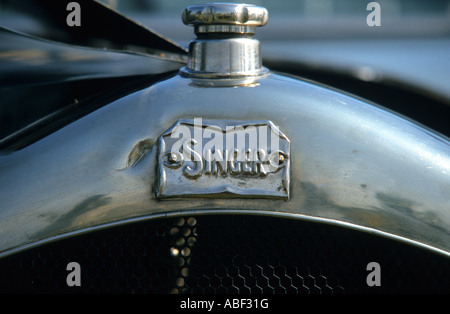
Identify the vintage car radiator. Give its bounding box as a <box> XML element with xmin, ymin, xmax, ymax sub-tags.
<box><xmin>0</xmin><ymin>2</ymin><xmax>449</xmax><ymax>295</ymax></box>
<box><xmin>1</xmin><ymin>213</ymin><xmax>449</xmax><ymax>294</ymax></box>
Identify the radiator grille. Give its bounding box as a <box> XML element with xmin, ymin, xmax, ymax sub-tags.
<box><xmin>0</xmin><ymin>214</ymin><xmax>449</xmax><ymax>294</ymax></box>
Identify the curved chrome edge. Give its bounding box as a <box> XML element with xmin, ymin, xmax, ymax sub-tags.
<box><xmin>1</xmin><ymin>209</ymin><xmax>449</xmax><ymax>259</ymax></box>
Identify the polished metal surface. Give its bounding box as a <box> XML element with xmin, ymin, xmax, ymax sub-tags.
<box><xmin>0</xmin><ymin>71</ymin><xmax>450</xmax><ymax>258</ymax></box>
<box><xmin>156</xmin><ymin>119</ymin><xmax>290</xmax><ymax>199</ymax></box>
<box><xmin>0</xmin><ymin>3</ymin><xmax>449</xmax><ymax>260</ymax></box>
<box><xmin>181</xmin><ymin>3</ymin><xmax>268</xmax><ymax>80</ymax></box>
<box><xmin>181</xmin><ymin>3</ymin><xmax>268</xmax><ymax>29</ymax></box>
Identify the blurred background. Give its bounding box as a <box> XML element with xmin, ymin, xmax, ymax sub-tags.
<box><xmin>95</xmin><ymin>0</ymin><xmax>450</xmax><ymax>39</ymax></box>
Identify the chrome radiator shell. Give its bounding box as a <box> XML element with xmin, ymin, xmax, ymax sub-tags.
<box><xmin>1</xmin><ymin>72</ymin><xmax>449</xmax><ymax>258</ymax></box>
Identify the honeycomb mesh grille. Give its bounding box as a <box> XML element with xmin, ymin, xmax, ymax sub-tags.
<box><xmin>0</xmin><ymin>214</ymin><xmax>449</xmax><ymax>294</ymax></box>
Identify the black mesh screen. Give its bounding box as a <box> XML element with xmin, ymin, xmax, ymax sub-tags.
<box><xmin>0</xmin><ymin>214</ymin><xmax>449</xmax><ymax>294</ymax></box>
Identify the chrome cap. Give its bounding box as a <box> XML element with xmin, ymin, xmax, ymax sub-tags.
<box><xmin>182</xmin><ymin>3</ymin><xmax>268</xmax><ymax>34</ymax></box>
<box><xmin>180</xmin><ymin>3</ymin><xmax>269</xmax><ymax>82</ymax></box>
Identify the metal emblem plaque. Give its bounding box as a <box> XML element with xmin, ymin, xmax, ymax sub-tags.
<box><xmin>156</xmin><ymin>118</ymin><xmax>290</xmax><ymax>199</ymax></box>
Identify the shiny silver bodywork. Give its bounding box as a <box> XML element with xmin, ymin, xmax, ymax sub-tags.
<box><xmin>1</xmin><ymin>71</ymin><xmax>450</xmax><ymax>257</ymax></box>
<box><xmin>0</xmin><ymin>3</ymin><xmax>449</xmax><ymax>259</ymax></box>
